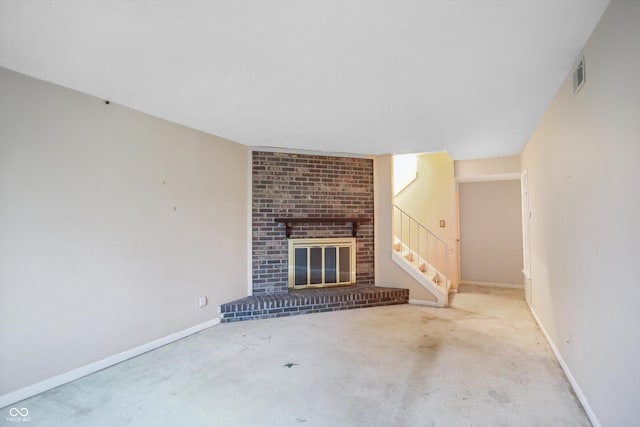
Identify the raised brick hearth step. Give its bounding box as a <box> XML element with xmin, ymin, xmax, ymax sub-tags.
<box><xmin>219</xmin><ymin>286</ymin><xmax>409</xmax><ymax>322</ymax></box>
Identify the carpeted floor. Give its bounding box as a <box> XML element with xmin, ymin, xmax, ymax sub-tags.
<box><xmin>2</xmin><ymin>284</ymin><xmax>590</xmax><ymax>426</ymax></box>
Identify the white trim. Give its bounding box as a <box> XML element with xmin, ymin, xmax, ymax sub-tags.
<box><xmin>455</xmin><ymin>172</ymin><xmax>521</xmax><ymax>183</ymax></box>
<box><xmin>528</xmin><ymin>305</ymin><xmax>601</xmax><ymax>427</ymax></box>
<box><xmin>521</xmin><ymin>169</ymin><xmax>532</xmax><ymax>282</ymax></box>
<box><xmin>392</xmin><ymin>251</ymin><xmax>447</xmax><ymax>307</ymax></box>
<box><xmin>460</xmin><ymin>280</ymin><xmax>524</xmax><ymax>289</ymax></box>
<box><xmin>393</xmin><ymin>238</ymin><xmax>453</xmax><ymax>295</ymax></box>
<box><xmin>409</xmin><ymin>298</ymin><xmax>439</xmax><ymax>307</ymax></box>
<box><xmin>0</xmin><ymin>318</ymin><xmax>221</xmax><ymax>409</ymax></box>
<box><xmin>247</xmin><ymin>149</ymin><xmax>254</xmax><ymax>296</ymax></box>
<box><xmin>250</xmin><ymin>146</ymin><xmax>367</xmax><ymax>159</ymax></box>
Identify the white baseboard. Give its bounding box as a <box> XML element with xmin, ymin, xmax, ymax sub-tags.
<box><xmin>527</xmin><ymin>305</ymin><xmax>601</xmax><ymax>427</ymax></box>
<box><xmin>0</xmin><ymin>317</ymin><xmax>221</xmax><ymax>409</ymax></box>
<box><xmin>409</xmin><ymin>298</ymin><xmax>439</xmax><ymax>307</ymax></box>
<box><xmin>460</xmin><ymin>280</ymin><xmax>524</xmax><ymax>289</ymax></box>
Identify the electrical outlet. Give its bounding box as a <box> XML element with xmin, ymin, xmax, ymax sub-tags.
<box><xmin>198</xmin><ymin>296</ymin><xmax>208</xmax><ymax>308</ymax></box>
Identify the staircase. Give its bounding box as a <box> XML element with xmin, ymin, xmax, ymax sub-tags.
<box><xmin>393</xmin><ymin>205</ymin><xmax>452</xmax><ymax>307</ymax></box>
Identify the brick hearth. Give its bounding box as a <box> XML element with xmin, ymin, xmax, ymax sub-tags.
<box><xmin>219</xmin><ymin>286</ymin><xmax>409</xmax><ymax>322</ymax></box>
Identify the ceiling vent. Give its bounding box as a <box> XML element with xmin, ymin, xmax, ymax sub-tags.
<box><xmin>572</xmin><ymin>56</ymin><xmax>586</xmax><ymax>94</ymax></box>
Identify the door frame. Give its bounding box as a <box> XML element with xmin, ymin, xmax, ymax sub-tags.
<box><xmin>454</xmin><ymin>172</ymin><xmax>522</xmax><ymax>290</ymax></box>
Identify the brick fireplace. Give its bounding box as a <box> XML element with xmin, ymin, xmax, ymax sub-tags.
<box><xmin>251</xmin><ymin>151</ymin><xmax>375</xmax><ymax>295</ymax></box>
<box><xmin>219</xmin><ymin>151</ymin><xmax>409</xmax><ymax>322</ymax></box>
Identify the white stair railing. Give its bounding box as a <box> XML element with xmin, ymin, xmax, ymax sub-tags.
<box><xmin>393</xmin><ymin>204</ymin><xmax>452</xmax><ymax>293</ymax></box>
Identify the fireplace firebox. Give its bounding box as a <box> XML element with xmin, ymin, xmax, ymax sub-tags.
<box><xmin>288</xmin><ymin>238</ymin><xmax>356</xmax><ymax>288</ymax></box>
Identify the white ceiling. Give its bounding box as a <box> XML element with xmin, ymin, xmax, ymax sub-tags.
<box><xmin>0</xmin><ymin>1</ymin><xmax>609</xmax><ymax>159</ymax></box>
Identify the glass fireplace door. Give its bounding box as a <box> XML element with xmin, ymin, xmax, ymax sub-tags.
<box><xmin>288</xmin><ymin>238</ymin><xmax>356</xmax><ymax>288</ymax></box>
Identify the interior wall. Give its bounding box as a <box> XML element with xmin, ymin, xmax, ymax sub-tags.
<box><xmin>373</xmin><ymin>155</ymin><xmax>438</xmax><ymax>303</ymax></box>
<box><xmin>394</xmin><ymin>152</ymin><xmax>459</xmax><ymax>289</ymax></box>
<box><xmin>0</xmin><ymin>67</ymin><xmax>249</xmax><ymax>396</ymax></box>
<box><xmin>459</xmin><ymin>180</ymin><xmax>523</xmax><ymax>285</ymax></box>
<box><xmin>454</xmin><ymin>155</ymin><xmax>521</xmax><ymax>179</ymax></box>
<box><xmin>521</xmin><ymin>1</ymin><xmax>640</xmax><ymax>425</ymax></box>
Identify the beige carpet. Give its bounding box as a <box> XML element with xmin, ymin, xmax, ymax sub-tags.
<box><xmin>6</xmin><ymin>284</ymin><xmax>589</xmax><ymax>426</ymax></box>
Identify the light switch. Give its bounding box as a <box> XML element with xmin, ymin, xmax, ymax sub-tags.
<box><xmin>439</xmin><ymin>220</ymin><xmax>445</xmax><ymax>228</ymax></box>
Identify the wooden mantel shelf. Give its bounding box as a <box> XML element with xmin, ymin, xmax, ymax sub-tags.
<box><xmin>274</xmin><ymin>217</ymin><xmax>372</xmax><ymax>238</ymax></box>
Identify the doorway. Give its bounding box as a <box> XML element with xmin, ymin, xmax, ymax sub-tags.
<box><xmin>458</xmin><ymin>180</ymin><xmax>524</xmax><ymax>287</ymax></box>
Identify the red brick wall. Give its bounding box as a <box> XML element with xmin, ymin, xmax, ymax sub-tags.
<box><xmin>252</xmin><ymin>151</ymin><xmax>374</xmax><ymax>294</ymax></box>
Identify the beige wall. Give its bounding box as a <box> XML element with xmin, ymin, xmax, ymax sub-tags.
<box><xmin>459</xmin><ymin>180</ymin><xmax>523</xmax><ymax>285</ymax></box>
<box><xmin>394</xmin><ymin>152</ymin><xmax>459</xmax><ymax>289</ymax></box>
<box><xmin>0</xmin><ymin>68</ymin><xmax>249</xmax><ymax>396</ymax></box>
<box><xmin>373</xmin><ymin>155</ymin><xmax>438</xmax><ymax>303</ymax></box>
<box><xmin>521</xmin><ymin>1</ymin><xmax>640</xmax><ymax>425</ymax></box>
<box><xmin>454</xmin><ymin>155</ymin><xmax>520</xmax><ymax>179</ymax></box>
